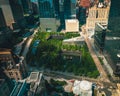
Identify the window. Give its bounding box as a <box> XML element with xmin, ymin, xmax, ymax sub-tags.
<box><xmin>46</xmin><ymin>28</ymin><xmax>52</xmax><ymax>32</ymax></box>
<box><xmin>9</xmin><ymin>72</ymin><xmax>13</xmax><ymax>76</ymax></box>
<box><xmin>16</xmin><ymin>72</ymin><xmax>18</xmax><ymax>76</ymax></box>
<box><xmin>96</xmin><ymin>10</ymin><xmax>98</xmax><ymax>18</ymax></box>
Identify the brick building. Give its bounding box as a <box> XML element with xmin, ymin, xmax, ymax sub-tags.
<box><xmin>0</xmin><ymin>48</ymin><xmax>27</xmax><ymax>81</ymax></box>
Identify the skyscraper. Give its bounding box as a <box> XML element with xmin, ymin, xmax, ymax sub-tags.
<box><xmin>64</xmin><ymin>0</ymin><xmax>77</xmax><ymax>19</ymax></box>
<box><xmin>9</xmin><ymin>0</ymin><xmax>24</xmax><ymax>22</ymax></box>
<box><xmin>38</xmin><ymin>0</ymin><xmax>55</xmax><ymax>18</ymax></box>
<box><xmin>21</xmin><ymin>0</ymin><xmax>32</xmax><ymax>14</ymax></box>
<box><xmin>0</xmin><ymin>0</ymin><xmax>24</xmax><ymax>29</ymax></box>
<box><xmin>0</xmin><ymin>7</ymin><xmax>6</xmax><ymax>27</ymax></box>
<box><xmin>38</xmin><ymin>0</ymin><xmax>60</xmax><ymax>32</ymax></box>
<box><xmin>86</xmin><ymin>0</ymin><xmax>110</xmax><ymax>36</ymax></box>
<box><xmin>0</xmin><ymin>0</ymin><xmax>15</xmax><ymax>28</ymax></box>
<box><xmin>31</xmin><ymin>0</ymin><xmax>40</xmax><ymax>14</ymax></box>
<box><xmin>94</xmin><ymin>23</ymin><xmax>106</xmax><ymax>53</ymax></box>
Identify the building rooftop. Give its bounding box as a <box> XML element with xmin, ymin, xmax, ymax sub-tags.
<box><xmin>66</xmin><ymin>19</ymin><xmax>79</xmax><ymax>23</ymax></box>
<box><xmin>29</xmin><ymin>72</ymin><xmax>40</xmax><ymax>82</ymax></box>
<box><xmin>27</xmin><ymin>72</ymin><xmax>43</xmax><ymax>96</ymax></box>
<box><xmin>78</xmin><ymin>0</ymin><xmax>110</xmax><ymax>8</ymax></box>
<box><xmin>96</xmin><ymin>23</ymin><xmax>107</xmax><ymax>30</ymax></box>
<box><xmin>79</xmin><ymin>80</ymin><xmax>92</xmax><ymax>91</ymax></box>
<box><xmin>72</xmin><ymin>80</ymin><xmax>92</xmax><ymax>95</ymax></box>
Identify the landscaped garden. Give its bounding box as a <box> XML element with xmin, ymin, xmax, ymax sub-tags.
<box><xmin>27</xmin><ymin>31</ymin><xmax>99</xmax><ymax>78</ymax></box>
<box><xmin>45</xmin><ymin>79</ymin><xmax>74</xmax><ymax>96</ymax></box>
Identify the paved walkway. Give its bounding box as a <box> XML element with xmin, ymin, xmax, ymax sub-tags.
<box><xmin>81</xmin><ymin>33</ymin><xmax>110</xmax><ymax>82</ymax></box>
<box><xmin>90</xmin><ymin>38</ymin><xmax>114</xmax><ymax>76</ymax></box>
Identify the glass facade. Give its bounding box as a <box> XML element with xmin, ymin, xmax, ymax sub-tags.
<box><xmin>94</xmin><ymin>24</ymin><xmax>106</xmax><ymax>53</ymax></box>
<box><xmin>38</xmin><ymin>0</ymin><xmax>55</xmax><ymax>18</ymax></box>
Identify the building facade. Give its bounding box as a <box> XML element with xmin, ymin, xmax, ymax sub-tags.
<box><xmin>9</xmin><ymin>0</ymin><xmax>24</xmax><ymax>26</ymax></box>
<box><xmin>21</xmin><ymin>0</ymin><xmax>32</xmax><ymax>14</ymax></box>
<box><xmin>64</xmin><ymin>0</ymin><xmax>77</xmax><ymax>19</ymax></box>
<box><xmin>38</xmin><ymin>0</ymin><xmax>60</xmax><ymax>32</ymax></box>
<box><xmin>86</xmin><ymin>0</ymin><xmax>110</xmax><ymax>36</ymax></box>
<box><xmin>38</xmin><ymin>0</ymin><xmax>78</xmax><ymax>32</ymax></box>
<box><xmin>0</xmin><ymin>7</ymin><xmax>6</xmax><ymax>27</ymax></box>
<box><xmin>10</xmin><ymin>80</ymin><xmax>27</xmax><ymax>96</ymax></box>
<box><xmin>65</xmin><ymin>19</ymin><xmax>79</xmax><ymax>32</ymax></box>
<box><xmin>94</xmin><ymin>23</ymin><xmax>107</xmax><ymax>53</ymax></box>
<box><xmin>0</xmin><ymin>49</ymin><xmax>27</xmax><ymax>81</ymax></box>
<box><xmin>0</xmin><ymin>0</ymin><xmax>15</xmax><ymax>28</ymax></box>
<box><xmin>0</xmin><ymin>79</ymin><xmax>10</xmax><ymax>96</ymax></box>
<box><xmin>114</xmin><ymin>54</ymin><xmax>120</xmax><ymax>76</ymax></box>
<box><xmin>28</xmin><ymin>72</ymin><xmax>47</xmax><ymax>96</ymax></box>
<box><xmin>0</xmin><ymin>0</ymin><xmax>24</xmax><ymax>29</ymax></box>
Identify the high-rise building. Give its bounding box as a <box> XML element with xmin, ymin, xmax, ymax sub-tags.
<box><xmin>0</xmin><ymin>7</ymin><xmax>6</xmax><ymax>27</ymax></box>
<box><xmin>94</xmin><ymin>23</ymin><xmax>107</xmax><ymax>53</ymax></box>
<box><xmin>0</xmin><ymin>0</ymin><xmax>24</xmax><ymax>29</ymax></box>
<box><xmin>77</xmin><ymin>0</ymin><xmax>90</xmax><ymax>25</ymax></box>
<box><xmin>38</xmin><ymin>0</ymin><xmax>60</xmax><ymax>32</ymax></box>
<box><xmin>0</xmin><ymin>79</ymin><xmax>11</xmax><ymax>96</ymax></box>
<box><xmin>38</xmin><ymin>0</ymin><xmax>78</xmax><ymax>32</ymax></box>
<box><xmin>0</xmin><ymin>0</ymin><xmax>15</xmax><ymax>28</ymax></box>
<box><xmin>114</xmin><ymin>54</ymin><xmax>120</xmax><ymax>76</ymax></box>
<box><xmin>0</xmin><ymin>48</ymin><xmax>27</xmax><ymax>81</ymax></box>
<box><xmin>9</xmin><ymin>0</ymin><xmax>24</xmax><ymax>22</ymax></box>
<box><xmin>38</xmin><ymin>0</ymin><xmax>55</xmax><ymax>18</ymax></box>
<box><xmin>31</xmin><ymin>0</ymin><xmax>40</xmax><ymax>14</ymax></box>
<box><xmin>10</xmin><ymin>80</ymin><xmax>27</xmax><ymax>96</ymax></box>
<box><xmin>53</xmin><ymin>0</ymin><xmax>60</xmax><ymax>18</ymax></box>
<box><xmin>21</xmin><ymin>0</ymin><xmax>32</xmax><ymax>14</ymax></box>
<box><xmin>86</xmin><ymin>0</ymin><xmax>110</xmax><ymax>36</ymax></box>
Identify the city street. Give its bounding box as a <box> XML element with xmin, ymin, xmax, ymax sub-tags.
<box><xmin>22</xmin><ymin>28</ymin><xmax>39</xmax><ymax>57</ymax></box>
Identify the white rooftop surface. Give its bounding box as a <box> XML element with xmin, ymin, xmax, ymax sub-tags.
<box><xmin>29</xmin><ymin>72</ymin><xmax>39</xmax><ymax>82</ymax></box>
<box><xmin>66</xmin><ymin>19</ymin><xmax>78</xmax><ymax>23</ymax></box>
<box><xmin>72</xmin><ymin>80</ymin><xmax>92</xmax><ymax>95</ymax></box>
<box><xmin>79</xmin><ymin>80</ymin><xmax>92</xmax><ymax>91</ymax></box>
<box><xmin>97</xmin><ymin>23</ymin><xmax>107</xmax><ymax>30</ymax></box>
<box><xmin>72</xmin><ymin>80</ymin><xmax>81</xmax><ymax>95</ymax></box>
<box><xmin>63</xmin><ymin>36</ymin><xmax>84</xmax><ymax>42</ymax></box>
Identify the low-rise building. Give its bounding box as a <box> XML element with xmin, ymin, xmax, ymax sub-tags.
<box><xmin>65</xmin><ymin>19</ymin><xmax>79</xmax><ymax>32</ymax></box>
